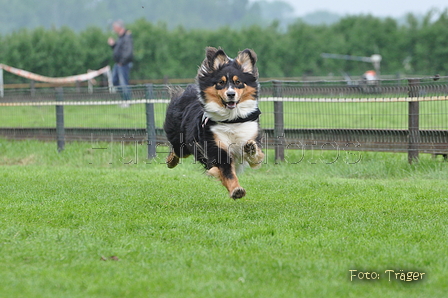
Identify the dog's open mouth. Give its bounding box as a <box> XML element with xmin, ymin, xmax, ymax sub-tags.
<box><xmin>222</xmin><ymin>100</ymin><xmax>238</xmax><ymax>109</ymax></box>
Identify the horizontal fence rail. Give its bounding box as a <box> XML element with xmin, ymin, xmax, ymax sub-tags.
<box><xmin>1</xmin><ymin>76</ymin><xmax>448</xmax><ymax>163</ymax></box>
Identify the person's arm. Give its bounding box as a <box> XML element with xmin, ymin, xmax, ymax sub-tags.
<box><xmin>108</xmin><ymin>37</ymin><xmax>116</xmax><ymax>48</ymax></box>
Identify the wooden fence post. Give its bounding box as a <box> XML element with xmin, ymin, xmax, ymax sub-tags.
<box><xmin>146</xmin><ymin>84</ymin><xmax>157</xmax><ymax>159</ymax></box>
<box><xmin>76</xmin><ymin>80</ymin><xmax>81</xmax><ymax>93</ymax></box>
<box><xmin>0</xmin><ymin>67</ymin><xmax>4</xmax><ymax>98</ymax></box>
<box><xmin>273</xmin><ymin>80</ymin><xmax>284</xmax><ymax>162</ymax></box>
<box><xmin>55</xmin><ymin>87</ymin><xmax>65</xmax><ymax>152</ymax></box>
<box><xmin>408</xmin><ymin>79</ymin><xmax>420</xmax><ymax>164</ymax></box>
<box><xmin>30</xmin><ymin>80</ymin><xmax>35</xmax><ymax>97</ymax></box>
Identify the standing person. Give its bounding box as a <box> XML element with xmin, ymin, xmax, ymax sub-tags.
<box><xmin>108</xmin><ymin>20</ymin><xmax>133</xmax><ymax>106</ymax></box>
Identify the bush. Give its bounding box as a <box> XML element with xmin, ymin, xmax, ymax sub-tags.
<box><xmin>1</xmin><ymin>11</ymin><xmax>448</xmax><ymax>83</ymax></box>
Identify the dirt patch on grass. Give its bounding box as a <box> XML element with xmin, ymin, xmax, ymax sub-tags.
<box><xmin>1</xmin><ymin>154</ymin><xmax>37</xmax><ymax>165</ymax></box>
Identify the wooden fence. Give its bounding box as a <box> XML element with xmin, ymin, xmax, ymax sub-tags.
<box><xmin>1</xmin><ymin>77</ymin><xmax>448</xmax><ymax>164</ymax></box>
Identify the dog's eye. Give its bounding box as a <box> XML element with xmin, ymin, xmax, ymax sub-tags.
<box><xmin>217</xmin><ymin>80</ymin><xmax>226</xmax><ymax>87</ymax></box>
<box><xmin>234</xmin><ymin>80</ymin><xmax>242</xmax><ymax>86</ymax></box>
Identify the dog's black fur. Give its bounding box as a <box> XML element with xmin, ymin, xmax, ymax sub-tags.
<box><xmin>163</xmin><ymin>47</ymin><xmax>264</xmax><ymax>199</ymax></box>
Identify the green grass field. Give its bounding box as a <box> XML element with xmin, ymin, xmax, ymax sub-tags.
<box><xmin>2</xmin><ymin>99</ymin><xmax>448</xmax><ymax>130</ymax></box>
<box><xmin>1</xmin><ymin>139</ymin><xmax>448</xmax><ymax>297</ymax></box>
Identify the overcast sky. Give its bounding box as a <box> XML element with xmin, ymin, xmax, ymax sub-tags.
<box><xmin>278</xmin><ymin>0</ymin><xmax>448</xmax><ymax>17</ymax></box>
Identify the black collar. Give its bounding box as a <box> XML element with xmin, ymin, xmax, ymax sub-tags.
<box><xmin>202</xmin><ymin>108</ymin><xmax>261</xmax><ymax>127</ymax></box>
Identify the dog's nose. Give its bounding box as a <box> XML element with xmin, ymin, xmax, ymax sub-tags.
<box><xmin>226</xmin><ymin>90</ymin><xmax>236</xmax><ymax>99</ymax></box>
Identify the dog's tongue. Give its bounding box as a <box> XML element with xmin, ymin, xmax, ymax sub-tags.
<box><xmin>227</xmin><ymin>102</ymin><xmax>237</xmax><ymax>109</ymax></box>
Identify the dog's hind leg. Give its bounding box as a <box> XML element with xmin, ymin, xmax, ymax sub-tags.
<box><xmin>207</xmin><ymin>165</ymin><xmax>246</xmax><ymax>199</ymax></box>
<box><xmin>166</xmin><ymin>140</ymin><xmax>191</xmax><ymax>169</ymax></box>
<box><xmin>166</xmin><ymin>151</ymin><xmax>180</xmax><ymax>168</ymax></box>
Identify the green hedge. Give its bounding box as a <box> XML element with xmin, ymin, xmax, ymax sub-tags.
<box><xmin>2</xmin><ymin>12</ymin><xmax>448</xmax><ymax>83</ymax></box>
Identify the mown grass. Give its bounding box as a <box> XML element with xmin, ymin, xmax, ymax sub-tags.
<box><xmin>1</xmin><ymin>139</ymin><xmax>448</xmax><ymax>297</ymax></box>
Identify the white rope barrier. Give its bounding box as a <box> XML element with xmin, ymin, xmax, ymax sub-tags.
<box><xmin>0</xmin><ymin>64</ymin><xmax>110</xmax><ymax>83</ymax></box>
<box><xmin>0</xmin><ymin>64</ymin><xmax>112</xmax><ymax>97</ymax></box>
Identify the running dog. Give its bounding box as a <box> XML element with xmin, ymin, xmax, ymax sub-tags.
<box><xmin>163</xmin><ymin>47</ymin><xmax>264</xmax><ymax>199</ymax></box>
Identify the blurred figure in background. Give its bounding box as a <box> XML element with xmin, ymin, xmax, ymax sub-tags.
<box><xmin>108</xmin><ymin>20</ymin><xmax>133</xmax><ymax>106</ymax></box>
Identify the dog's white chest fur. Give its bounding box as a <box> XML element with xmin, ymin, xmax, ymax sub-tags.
<box><xmin>210</xmin><ymin>121</ymin><xmax>258</xmax><ymax>171</ymax></box>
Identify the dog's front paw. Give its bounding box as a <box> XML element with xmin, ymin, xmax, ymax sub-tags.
<box><xmin>244</xmin><ymin>140</ymin><xmax>257</xmax><ymax>156</ymax></box>
<box><xmin>244</xmin><ymin>140</ymin><xmax>264</xmax><ymax>168</ymax></box>
<box><xmin>230</xmin><ymin>187</ymin><xmax>246</xmax><ymax>200</ymax></box>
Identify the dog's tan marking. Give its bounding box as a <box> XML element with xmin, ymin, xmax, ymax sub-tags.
<box><xmin>213</xmin><ymin>134</ymin><xmax>229</xmax><ymax>151</ymax></box>
<box><xmin>206</xmin><ymin>166</ymin><xmax>220</xmax><ymax>178</ymax></box>
<box><xmin>203</xmin><ymin>86</ymin><xmax>225</xmax><ymax>107</ymax></box>
<box><xmin>240</xmin><ymin>85</ymin><xmax>257</xmax><ymax>103</ymax></box>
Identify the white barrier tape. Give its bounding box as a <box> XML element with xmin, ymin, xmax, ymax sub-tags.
<box><xmin>0</xmin><ymin>64</ymin><xmax>110</xmax><ymax>84</ymax></box>
<box><xmin>259</xmin><ymin>96</ymin><xmax>448</xmax><ymax>103</ymax></box>
<box><xmin>0</xmin><ymin>99</ymin><xmax>170</xmax><ymax>106</ymax></box>
<box><xmin>1</xmin><ymin>96</ymin><xmax>447</xmax><ymax>107</ymax></box>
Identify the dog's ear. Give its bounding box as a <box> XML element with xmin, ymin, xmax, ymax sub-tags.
<box><xmin>207</xmin><ymin>47</ymin><xmax>230</xmax><ymax>70</ymax></box>
<box><xmin>235</xmin><ymin>49</ymin><xmax>258</xmax><ymax>75</ymax></box>
<box><xmin>198</xmin><ymin>47</ymin><xmax>230</xmax><ymax>77</ymax></box>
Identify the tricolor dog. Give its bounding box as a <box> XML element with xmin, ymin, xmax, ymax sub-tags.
<box><xmin>164</xmin><ymin>47</ymin><xmax>264</xmax><ymax>199</ymax></box>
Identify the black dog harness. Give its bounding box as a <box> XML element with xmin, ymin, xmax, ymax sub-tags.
<box><xmin>202</xmin><ymin>108</ymin><xmax>261</xmax><ymax>127</ymax></box>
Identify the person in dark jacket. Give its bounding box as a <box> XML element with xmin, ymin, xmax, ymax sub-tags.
<box><xmin>108</xmin><ymin>20</ymin><xmax>133</xmax><ymax>104</ymax></box>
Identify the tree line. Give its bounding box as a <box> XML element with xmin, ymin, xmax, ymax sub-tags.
<box><xmin>0</xmin><ymin>0</ymin><xmax>295</xmax><ymax>34</ymax></box>
<box><xmin>1</xmin><ymin>11</ymin><xmax>448</xmax><ymax>84</ymax></box>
